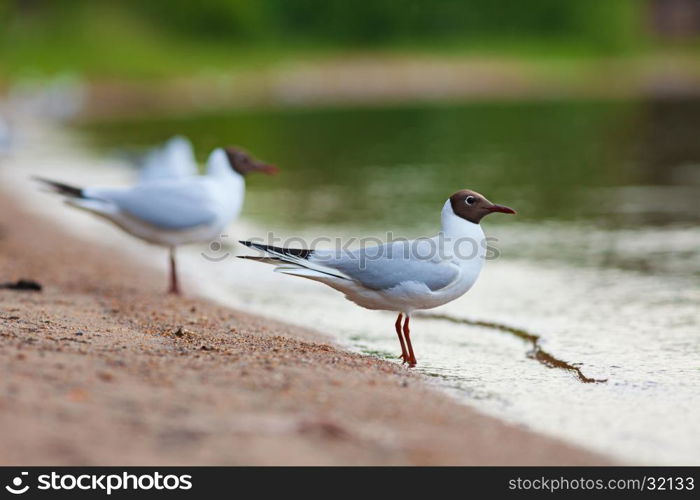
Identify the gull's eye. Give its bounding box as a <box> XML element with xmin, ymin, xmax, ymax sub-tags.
<box><xmin>465</xmin><ymin>195</ymin><xmax>476</xmax><ymax>206</ymax></box>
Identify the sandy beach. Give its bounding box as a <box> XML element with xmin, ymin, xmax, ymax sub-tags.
<box><xmin>0</xmin><ymin>183</ymin><xmax>612</xmax><ymax>465</ymax></box>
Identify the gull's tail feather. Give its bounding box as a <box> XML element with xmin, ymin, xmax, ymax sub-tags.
<box><xmin>238</xmin><ymin>256</ymin><xmax>283</xmax><ymax>265</ymax></box>
<box><xmin>34</xmin><ymin>177</ymin><xmax>118</xmax><ymax>219</ymax></box>
<box><xmin>239</xmin><ymin>240</ymin><xmax>352</xmax><ymax>281</ymax></box>
<box><xmin>239</xmin><ymin>241</ymin><xmax>314</xmax><ymax>260</ymax></box>
<box><xmin>33</xmin><ymin>177</ymin><xmax>85</xmax><ymax>198</ymax></box>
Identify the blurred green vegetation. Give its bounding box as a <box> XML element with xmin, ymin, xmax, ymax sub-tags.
<box><xmin>0</xmin><ymin>0</ymin><xmax>662</xmax><ymax>80</ymax></box>
<box><xmin>131</xmin><ymin>0</ymin><xmax>639</xmax><ymax>49</ymax></box>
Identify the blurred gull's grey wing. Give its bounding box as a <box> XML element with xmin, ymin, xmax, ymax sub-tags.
<box><xmin>313</xmin><ymin>240</ymin><xmax>459</xmax><ymax>291</ymax></box>
<box><xmin>139</xmin><ymin>136</ymin><xmax>197</xmax><ymax>182</ymax></box>
<box><xmin>87</xmin><ymin>181</ymin><xmax>218</xmax><ymax>230</ymax></box>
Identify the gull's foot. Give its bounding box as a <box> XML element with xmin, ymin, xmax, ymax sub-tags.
<box><xmin>399</xmin><ymin>354</ymin><xmax>417</xmax><ymax>367</ymax></box>
<box><xmin>406</xmin><ymin>355</ymin><xmax>417</xmax><ymax>368</ymax></box>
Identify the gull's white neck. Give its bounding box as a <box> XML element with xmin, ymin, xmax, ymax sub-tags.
<box><xmin>206</xmin><ymin>147</ymin><xmax>245</xmax><ymax>197</ymax></box>
<box><xmin>206</xmin><ymin>148</ymin><xmax>243</xmax><ymax>181</ymax></box>
<box><xmin>440</xmin><ymin>200</ymin><xmax>484</xmax><ymax>238</ymax></box>
<box><xmin>439</xmin><ymin>199</ymin><xmax>486</xmax><ymax>260</ymax></box>
<box><xmin>205</xmin><ymin>148</ymin><xmax>245</xmax><ymax>218</ymax></box>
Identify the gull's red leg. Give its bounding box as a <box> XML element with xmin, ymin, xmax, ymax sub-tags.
<box><xmin>403</xmin><ymin>315</ymin><xmax>417</xmax><ymax>367</ymax></box>
<box><xmin>395</xmin><ymin>313</ymin><xmax>409</xmax><ymax>363</ymax></box>
<box><xmin>168</xmin><ymin>247</ymin><xmax>181</xmax><ymax>295</ymax></box>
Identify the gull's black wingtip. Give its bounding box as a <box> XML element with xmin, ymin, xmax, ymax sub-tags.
<box><xmin>33</xmin><ymin>176</ymin><xmax>84</xmax><ymax>198</ymax></box>
<box><xmin>238</xmin><ymin>241</ymin><xmax>313</xmax><ymax>260</ymax></box>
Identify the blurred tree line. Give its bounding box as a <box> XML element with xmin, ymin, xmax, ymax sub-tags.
<box><xmin>135</xmin><ymin>0</ymin><xmax>637</xmax><ymax>49</ymax></box>
<box><xmin>3</xmin><ymin>0</ymin><xmax>641</xmax><ymax>51</ymax></box>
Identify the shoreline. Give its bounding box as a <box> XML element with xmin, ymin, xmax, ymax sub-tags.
<box><xmin>55</xmin><ymin>53</ymin><xmax>700</xmax><ymax>121</ymax></box>
<box><xmin>0</xmin><ymin>132</ymin><xmax>611</xmax><ymax>465</ymax></box>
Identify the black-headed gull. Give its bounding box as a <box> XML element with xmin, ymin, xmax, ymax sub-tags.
<box><xmin>36</xmin><ymin>146</ymin><xmax>277</xmax><ymax>294</ymax></box>
<box><xmin>240</xmin><ymin>190</ymin><xmax>515</xmax><ymax>366</ymax></box>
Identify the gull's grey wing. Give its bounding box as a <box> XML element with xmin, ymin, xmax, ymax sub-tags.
<box><xmin>138</xmin><ymin>136</ymin><xmax>198</xmax><ymax>183</ymax></box>
<box><xmin>312</xmin><ymin>239</ymin><xmax>459</xmax><ymax>291</ymax></box>
<box><xmin>86</xmin><ymin>180</ymin><xmax>218</xmax><ymax>230</ymax></box>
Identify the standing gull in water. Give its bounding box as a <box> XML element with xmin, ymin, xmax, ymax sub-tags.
<box><xmin>240</xmin><ymin>190</ymin><xmax>515</xmax><ymax>367</ymax></box>
<box><xmin>36</xmin><ymin>146</ymin><xmax>277</xmax><ymax>294</ymax></box>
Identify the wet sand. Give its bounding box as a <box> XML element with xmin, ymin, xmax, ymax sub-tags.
<box><xmin>0</xmin><ymin>191</ymin><xmax>610</xmax><ymax>465</ymax></box>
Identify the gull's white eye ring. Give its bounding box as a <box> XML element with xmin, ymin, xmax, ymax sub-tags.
<box><xmin>465</xmin><ymin>195</ymin><xmax>476</xmax><ymax>205</ymax></box>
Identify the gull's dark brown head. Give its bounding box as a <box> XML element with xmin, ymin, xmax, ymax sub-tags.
<box><xmin>224</xmin><ymin>147</ymin><xmax>278</xmax><ymax>176</ymax></box>
<box><xmin>449</xmin><ymin>189</ymin><xmax>516</xmax><ymax>224</ymax></box>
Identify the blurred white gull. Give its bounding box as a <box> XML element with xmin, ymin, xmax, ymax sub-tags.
<box><xmin>9</xmin><ymin>74</ymin><xmax>85</xmax><ymax>121</ymax></box>
<box><xmin>36</xmin><ymin>146</ymin><xmax>277</xmax><ymax>294</ymax></box>
<box><xmin>241</xmin><ymin>190</ymin><xmax>515</xmax><ymax>367</ymax></box>
<box><xmin>0</xmin><ymin>114</ymin><xmax>13</xmax><ymax>157</ymax></box>
<box><xmin>137</xmin><ymin>136</ymin><xmax>198</xmax><ymax>183</ymax></box>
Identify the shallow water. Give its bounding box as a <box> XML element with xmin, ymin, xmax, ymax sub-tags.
<box><xmin>72</xmin><ymin>99</ymin><xmax>700</xmax><ymax>463</ymax></box>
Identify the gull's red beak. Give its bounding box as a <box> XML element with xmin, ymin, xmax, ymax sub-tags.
<box><xmin>488</xmin><ymin>204</ymin><xmax>516</xmax><ymax>214</ymax></box>
<box><xmin>257</xmin><ymin>163</ymin><xmax>279</xmax><ymax>175</ymax></box>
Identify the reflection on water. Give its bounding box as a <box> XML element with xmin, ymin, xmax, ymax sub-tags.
<box><xmin>78</xmin><ymin>99</ymin><xmax>700</xmax><ymax>464</ymax></box>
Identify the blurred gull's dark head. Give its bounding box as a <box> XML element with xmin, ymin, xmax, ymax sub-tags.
<box><xmin>224</xmin><ymin>147</ymin><xmax>278</xmax><ymax>176</ymax></box>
